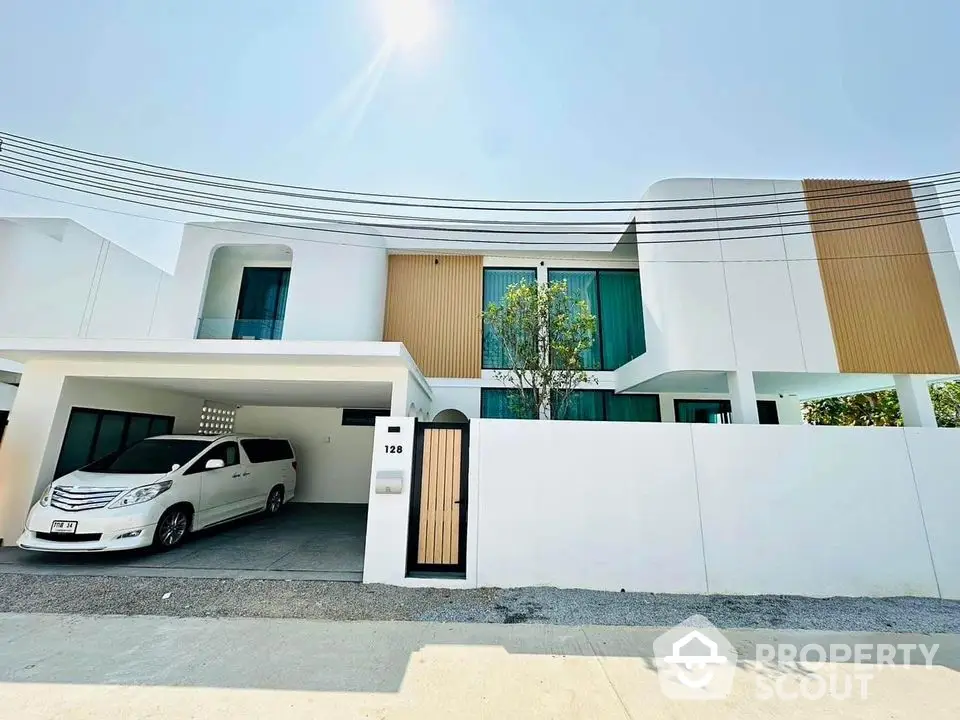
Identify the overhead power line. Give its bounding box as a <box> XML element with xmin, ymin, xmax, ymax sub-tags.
<box><xmin>1</xmin><ymin>130</ymin><xmax>957</xmax><ymax>212</ymax></box>
<box><xmin>3</xmin><ymin>149</ymin><xmax>959</xmax><ymax>231</ymax></box>
<box><xmin>3</xmin><ymin>182</ymin><xmax>959</xmax><ymax>267</ymax></box>
<box><xmin>2</xmin><ymin>162</ymin><xmax>959</xmax><ymax>250</ymax></box>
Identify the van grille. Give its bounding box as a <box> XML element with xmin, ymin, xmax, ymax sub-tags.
<box><xmin>50</xmin><ymin>486</ymin><xmax>124</xmax><ymax>511</ymax></box>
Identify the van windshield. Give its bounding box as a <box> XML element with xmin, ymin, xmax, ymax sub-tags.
<box><xmin>83</xmin><ymin>439</ymin><xmax>212</xmax><ymax>475</ymax></box>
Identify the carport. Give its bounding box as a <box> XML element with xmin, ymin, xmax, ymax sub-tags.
<box><xmin>0</xmin><ymin>340</ymin><xmax>432</xmax><ymax>580</ymax></box>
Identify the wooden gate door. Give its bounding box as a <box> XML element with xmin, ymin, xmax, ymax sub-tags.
<box><xmin>406</xmin><ymin>422</ymin><xmax>469</xmax><ymax>577</ymax></box>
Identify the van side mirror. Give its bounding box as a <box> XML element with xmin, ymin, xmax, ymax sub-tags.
<box><xmin>205</xmin><ymin>458</ymin><xmax>226</xmax><ymax>470</ymax></box>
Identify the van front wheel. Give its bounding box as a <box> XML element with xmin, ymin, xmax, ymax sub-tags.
<box><xmin>154</xmin><ymin>507</ymin><xmax>191</xmax><ymax>549</ymax></box>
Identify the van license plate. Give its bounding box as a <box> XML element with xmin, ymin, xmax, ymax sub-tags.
<box><xmin>50</xmin><ymin>521</ymin><xmax>77</xmax><ymax>534</ymax></box>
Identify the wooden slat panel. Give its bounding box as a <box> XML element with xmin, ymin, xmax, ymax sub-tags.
<box><xmin>383</xmin><ymin>255</ymin><xmax>483</xmax><ymax>378</ymax></box>
<box><xmin>416</xmin><ymin>430</ymin><xmax>433</xmax><ymax>564</ymax></box>
<box><xmin>432</xmin><ymin>429</ymin><xmax>447</xmax><ymax>563</ymax></box>
<box><xmin>447</xmin><ymin>430</ymin><xmax>462</xmax><ymax>564</ymax></box>
<box><xmin>804</xmin><ymin>179</ymin><xmax>959</xmax><ymax>374</ymax></box>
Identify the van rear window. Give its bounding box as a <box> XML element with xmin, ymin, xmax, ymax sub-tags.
<box><xmin>241</xmin><ymin>439</ymin><xmax>294</xmax><ymax>463</ymax></box>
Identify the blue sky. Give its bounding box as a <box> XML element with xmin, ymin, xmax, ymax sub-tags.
<box><xmin>1</xmin><ymin>0</ymin><xmax>959</xmax><ymax>270</ymax></box>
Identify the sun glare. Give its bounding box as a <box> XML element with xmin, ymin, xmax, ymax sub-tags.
<box><xmin>378</xmin><ymin>0</ymin><xmax>437</xmax><ymax>50</ymax></box>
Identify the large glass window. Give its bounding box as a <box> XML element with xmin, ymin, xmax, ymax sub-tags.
<box><xmin>55</xmin><ymin>408</ymin><xmax>176</xmax><ymax>477</ymax></box>
<box><xmin>480</xmin><ymin>388</ymin><xmax>538</xmax><ymax>419</ymax></box>
<box><xmin>547</xmin><ymin>269</ymin><xmax>645</xmax><ymax>371</ymax></box>
<box><xmin>553</xmin><ymin>391</ymin><xmax>661</xmax><ymax>422</ymax></box>
<box><xmin>482</xmin><ymin>268</ymin><xmax>537</xmax><ymax>369</ymax></box>
<box><xmin>234</xmin><ymin>267</ymin><xmax>290</xmax><ymax>340</ymax></box>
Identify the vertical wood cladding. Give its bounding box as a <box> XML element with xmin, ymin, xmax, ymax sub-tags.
<box><xmin>383</xmin><ymin>255</ymin><xmax>482</xmax><ymax>378</ymax></box>
<box><xmin>804</xmin><ymin>179</ymin><xmax>958</xmax><ymax>374</ymax></box>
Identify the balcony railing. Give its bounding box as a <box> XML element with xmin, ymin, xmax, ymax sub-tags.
<box><xmin>196</xmin><ymin>317</ymin><xmax>283</xmax><ymax>340</ymax></box>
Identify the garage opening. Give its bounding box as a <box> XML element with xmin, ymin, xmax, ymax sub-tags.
<box><xmin>7</xmin><ymin>375</ymin><xmax>391</xmax><ymax>581</ymax></box>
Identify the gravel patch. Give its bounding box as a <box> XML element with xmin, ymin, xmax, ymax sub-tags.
<box><xmin>0</xmin><ymin>573</ymin><xmax>958</xmax><ymax>632</ymax></box>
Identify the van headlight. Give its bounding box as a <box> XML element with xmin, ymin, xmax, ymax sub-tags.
<box><xmin>108</xmin><ymin>480</ymin><xmax>173</xmax><ymax>508</ymax></box>
<box><xmin>38</xmin><ymin>483</ymin><xmax>54</xmax><ymax>507</ymax></box>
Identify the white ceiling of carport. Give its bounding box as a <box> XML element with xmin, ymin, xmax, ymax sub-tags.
<box><xmin>109</xmin><ymin>377</ymin><xmax>392</xmax><ymax>409</ymax></box>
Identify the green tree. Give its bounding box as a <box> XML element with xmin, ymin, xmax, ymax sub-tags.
<box><xmin>802</xmin><ymin>381</ymin><xmax>960</xmax><ymax>427</ymax></box>
<box><xmin>481</xmin><ymin>279</ymin><xmax>597</xmax><ymax>419</ymax></box>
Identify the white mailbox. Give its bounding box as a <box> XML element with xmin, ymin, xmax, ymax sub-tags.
<box><xmin>375</xmin><ymin>469</ymin><xmax>404</xmax><ymax>494</ymax></box>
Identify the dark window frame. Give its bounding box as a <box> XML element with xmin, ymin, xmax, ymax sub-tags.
<box><xmin>0</xmin><ymin>410</ymin><xmax>8</xmax><ymax>443</ymax></box>
<box><xmin>552</xmin><ymin>389</ymin><xmax>662</xmax><ymax>422</ymax></box>
<box><xmin>54</xmin><ymin>407</ymin><xmax>176</xmax><ymax>478</ymax></box>
<box><xmin>546</xmin><ymin>268</ymin><xmax>644</xmax><ymax>371</ymax></box>
<box><xmin>479</xmin><ymin>388</ymin><xmax>539</xmax><ymax>419</ymax></box>
<box><xmin>233</xmin><ymin>266</ymin><xmax>291</xmax><ymax>340</ymax></box>
<box><xmin>673</xmin><ymin>399</ymin><xmax>780</xmax><ymax>424</ymax></box>
<box><xmin>481</xmin><ymin>266</ymin><xmax>539</xmax><ymax>370</ymax></box>
<box><xmin>341</xmin><ymin>408</ymin><xmax>389</xmax><ymax>427</ymax></box>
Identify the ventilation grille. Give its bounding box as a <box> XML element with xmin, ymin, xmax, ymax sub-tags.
<box><xmin>200</xmin><ymin>403</ymin><xmax>236</xmax><ymax>435</ymax></box>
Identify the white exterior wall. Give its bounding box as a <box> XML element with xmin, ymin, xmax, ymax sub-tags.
<box><xmin>426</xmin><ymin>381</ymin><xmax>481</xmax><ymax>421</ymax></box>
<box><xmin>150</xmin><ymin>224</ymin><xmax>388</xmax><ymax>341</ymax></box>
<box><xmin>364</xmin><ymin>420</ymin><xmax>958</xmax><ymax>597</ymax></box>
<box><xmin>234</xmin><ymin>406</ymin><xmax>374</xmax><ymax>504</ymax></box>
<box><xmin>0</xmin><ymin>220</ymin><xmax>166</xmax><ymax>340</ymax></box>
<box><xmin>0</xmin><ymin>383</ymin><xmax>16</xmax><ymax>412</ymax></box>
<box><xmin>632</xmin><ymin>179</ymin><xmax>840</xmax><ymax>384</ymax></box>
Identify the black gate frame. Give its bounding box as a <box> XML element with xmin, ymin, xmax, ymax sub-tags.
<box><xmin>406</xmin><ymin>421</ymin><xmax>469</xmax><ymax>577</ymax></box>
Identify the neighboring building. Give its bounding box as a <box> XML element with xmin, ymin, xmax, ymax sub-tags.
<box><xmin>1</xmin><ymin>178</ymin><xmax>959</xmax><ymax>596</ymax></box>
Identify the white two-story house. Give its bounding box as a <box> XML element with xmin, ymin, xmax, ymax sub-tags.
<box><xmin>1</xmin><ymin>177</ymin><xmax>959</xmax><ymax>592</ymax></box>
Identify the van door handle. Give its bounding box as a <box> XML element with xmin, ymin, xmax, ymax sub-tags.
<box><xmin>242</xmin><ymin>472</ymin><xmax>250</xmax><ymax>477</ymax></box>
<box><xmin>232</xmin><ymin>473</ymin><xmax>241</xmax><ymax>478</ymax></box>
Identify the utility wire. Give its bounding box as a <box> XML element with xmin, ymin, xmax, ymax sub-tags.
<box><xmin>3</xmin><ymin>149</ymin><xmax>958</xmax><ymax>230</ymax></box>
<box><xmin>3</xmin><ymin>183</ymin><xmax>958</xmax><ymax>267</ymax></box>
<box><xmin>3</xmin><ymin>165</ymin><xmax>960</xmax><ymax>253</ymax></box>
<box><xmin>2</xmin><ymin>130</ymin><xmax>957</xmax><ymax>211</ymax></box>
<box><xmin>1</xmin><ymin>160</ymin><xmax>955</xmax><ymax>243</ymax></box>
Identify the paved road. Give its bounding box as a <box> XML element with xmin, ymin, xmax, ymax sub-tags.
<box><xmin>1</xmin><ymin>613</ymin><xmax>958</xmax><ymax>719</ymax></box>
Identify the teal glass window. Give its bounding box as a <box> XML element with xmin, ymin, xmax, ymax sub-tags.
<box><xmin>598</xmin><ymin>271</ymin><xmax>646</xmax><ymax>369</ymax></box>
<box><xmin>482</xmin><ymin>268</ymin><xmax>537</xmax><ymax>369</ymax></box>
<box><xmin>547</xmin><ymin>270</ymin><xmax>601</xmax><ymax>370</ymax></box>
<box><xmin>553</xmin><ymin>391</ymin><xmax>661</xmax><ymax>422</ymax></box>
<box><xmin>234</xmin><ymin>267</ymin><xmax>290</xmax><ymax>340</ymax></box>
<box><xmin>480</xmin><ymin>388</ymin><xmax>538</xmax><ymax>419</ymax></box>
<box><xmin>547</xmin><ymin>269</ymin><xmax>645</xmax><ymax>371</ymax></box>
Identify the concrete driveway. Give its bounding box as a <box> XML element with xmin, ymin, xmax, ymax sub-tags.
<box><xmin>0</xmin><ymin>504</ymin><xmax>366</xmax><ymax>581</ymax></box>
<box><xmin>1</xmin><ymin>614</ymin><xmax>958</xmax><ymax>719</ymax></box>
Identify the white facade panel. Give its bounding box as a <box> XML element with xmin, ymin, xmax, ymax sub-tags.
<box><xmin>85</xmin><ymin>243</ymin><xmax>164</xmax><ymax>339</ymax></box>
<box><xmin>914</xmin><ymin>183</ymin><xmax>960</xmax><ymax>366</ymax></box>
<box><xmin>712</xmin><ymin>178</ymin><xmax>787</xmax><ymax>262</ymax></box>
<box><xmin>150</xmin><ymin>224</ymin><xmax>387</xmax><ymax>342</ymax></box>
<box><xmin>774</xmin><ymin>180</ymin><xmax>819</xmax><ymax>261</ymax></box>
<box><xmin>474</xmin><ymin>420</ymin><xmax>707</xmax><ymax>593</ymax></box>
<box><xmin>427</xmin><ymin>382</ymin><xmax>481</xmax><ymax>421</ymax></box>
<box><xmin>694</xmin><ymin>425</ymin><xmax>939</xmax><ymax>597</ymax></box>
<box><xmin>234</xmin><ymin>406</ymin><xmax>374</xmax><ymax>504</ymax></box>
<box><xmin>0</xmin><ymin>220</ymin><xmax>101</xmax><ymax>338</ymax></box>
<box><xmin>786</xmin><ymin>259</ymin><xmax>839</xmax><ymax>372</ymax></box>
<box><xmin>724</xmin><ymin>261</ymin><xmax>804</xmax><ymax>370</ymax></box>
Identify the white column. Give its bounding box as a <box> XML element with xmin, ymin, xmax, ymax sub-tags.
<box><xmin>894</xmin><ymin>375</ymin><xmax>937</xmax><ymax>428</ymax></box>
<box><xmin>775</xmin><ymin>395</ymin><xmax>804</xmax><ymax>425</ymax></box>
<box><xmin>0</xmin><ymin>364</ymin><xmax>67</xmax><ymax>544</ymax></box>
<box><xmin>727</xmin><ymin>370</ymin><xmax>759</xmax><ymax>424</ymax></box>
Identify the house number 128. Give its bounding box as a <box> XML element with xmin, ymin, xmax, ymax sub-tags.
<box><xmin>385</xmin><ymin>445</ymin><xmax>403</xmax><ymax>454</ymax></box>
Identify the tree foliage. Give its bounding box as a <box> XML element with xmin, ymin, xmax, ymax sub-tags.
<box><xmin>481</xmin><ymin>279</ymin><xmax>597</xmax><ymax>419</ymax></box>
<box><xmin>802</xmin><ymin>381</ymin><xmax>960</xmax><ymax>427</ymax></box>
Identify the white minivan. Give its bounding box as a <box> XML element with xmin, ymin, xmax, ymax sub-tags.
<box><xmin>18</xmin><ymin>434</ymin><xmax>297</xmax><ymax>552</ymax></box>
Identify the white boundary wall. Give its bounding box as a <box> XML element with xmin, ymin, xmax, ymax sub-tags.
<box><xmin>364</xmin><ymin>419</ymin><xmax>959</xmax><ymax>598</ymax></box>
